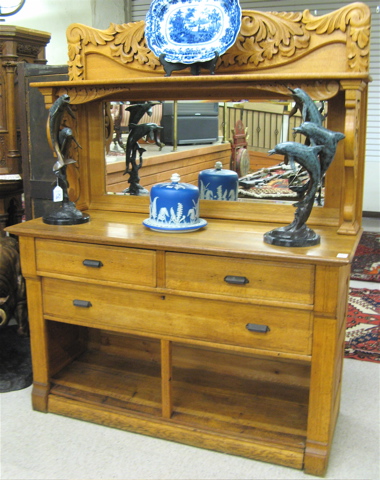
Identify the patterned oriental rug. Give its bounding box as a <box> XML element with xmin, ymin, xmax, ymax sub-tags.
<box><xmin>351</xmin><ymin>232</ymin><xmax>380</xmax><ymax>283</ymax></box>
<box><xmin>345</xmin><ymin>288</ymin><xmax>380</xmax><ymax>363</ymax></box>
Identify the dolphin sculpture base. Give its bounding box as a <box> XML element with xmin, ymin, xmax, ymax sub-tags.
<box><xmin>122</xmin><ymin>184</ymin><xmax>149</xmax><ymax>196</ymax></box>
<box><xmin>264</xmin><ymin>223</ymin><xmax>320</xmax><ymax>247</ymax></box>
<box><xmin>43</xmin><ymin>201</ymin><xmax>90</xmax><ymax>225</ymax></box>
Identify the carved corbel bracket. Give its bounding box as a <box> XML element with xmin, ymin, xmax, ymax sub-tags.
<box><xmin>250</xmin><ymin>81</ymin><xmax>340</xmax><ymax>101</ymax></box>
<box><xmin>338</xmin><ymin>79</ymin><xmax>367</xmax><ymax>234</ymax></box>
<box><xmin>56</xmin><ymin>86</ymin><xmax>133</xmax><ymax>105</ymax></box>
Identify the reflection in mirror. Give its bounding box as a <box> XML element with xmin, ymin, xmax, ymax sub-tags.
<box><xmin>104</xmin><ymin>99</ymin><xmax>327</xmax><ymax>206</ymax></box>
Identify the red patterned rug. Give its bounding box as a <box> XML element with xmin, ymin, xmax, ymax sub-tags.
<box><xmin>345</xmin><ymin>288</ymin><xmax>380</xmax><ymax>362</ymax></box>
<box><xmin>351</xmin><ymin>232</ymin><xmax>380</xmax><ymax>283</ymax></box>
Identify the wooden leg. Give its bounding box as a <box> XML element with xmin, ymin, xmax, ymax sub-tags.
<box><xmin>305</xmin><ymin>265</ymin><xmax>348</xmax><ymax>475</ymax></box>
<box><xmin>25</xmin><ymin>277</ymin><xmax>50</xmax><ymax>413</ymax></box>
<box><xmin>32</xmin><ymin>381</ymin><xmax>50</xmax><ymax>412</ymax></box>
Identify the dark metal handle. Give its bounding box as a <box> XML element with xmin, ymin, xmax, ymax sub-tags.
<box><xmin>73</xmin><ymin>299</ymin><xmax>92</xmax><ymax>308</ymax></box>
<box><xmin>83</xmin><ymin>259</ymin><xmax>103</xmax><ymax>268</ymax></box>
<box><xmin>224</xmin><ymin>275</ymin><xmax>249</xmax><ymax>285</ymax></box>
<box><xmin>246</xmin><ymin>323</ymin><xmax>270</xmax><ymax>333</ymax></box>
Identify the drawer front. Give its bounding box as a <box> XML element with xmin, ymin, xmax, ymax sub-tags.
<box><xmin>42</xmin><ymin>278</ymin><xmax>312</xmax><ymax>355</ymax></box>
<box><xmin>36</xmin><ymin>239</ymin><xmax>156</xmax><ymax>287</ymax></box>
<box><xmin>166</xmin><ymin>253</ymin><xmax>314</xmax><ymax>305</ymax></box>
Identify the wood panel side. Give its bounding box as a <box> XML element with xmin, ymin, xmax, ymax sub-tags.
<box><xmin>305</xmin><ymin>264</ymin><xmax>348</xmax><ymax>475</ymax></box>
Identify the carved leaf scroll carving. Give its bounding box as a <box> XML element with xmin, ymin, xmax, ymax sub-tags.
<box><xmin>67</xmin><ymin>21</ymin><xmax>161</xmax><ymax>80</ymax></box>
<box><xmin>255</xmin><ymin>81</ymin><xmax>340</xmax><ymax>100</ymax></box>
<box><xmin>220</xmin><ymin>11</ymin><xmax>311</xmax><ymax>68</ymax></box>
<box><xmin>111</xmin><ymin>21</ymin><xmax>161</xmax><ymax>70</ymax></box>
<box><xmin>67</xmin><ymin>23</ymin><xmax>117</xmax><ymax>80</ymax></box>
<box><xmin>220</xmin><ymin>3</ymin><xmax>370</xmax><ymax>72</ymax></box>
<box><xmin>66</xmin><ymin>3</ymin><xmax>371</xmax><ymax>81</ymax></box>
<box><xmin>302</xmin><ymin>2</ymin><xmax>370</xmax><ymax>72</ymax></box>
<box><xmin>56</xmin><ymin>86</ymin><xmax>130</xmax><ymax>104</ymax></box>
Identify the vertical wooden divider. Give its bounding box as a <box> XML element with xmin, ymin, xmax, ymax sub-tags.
<box><xmin>157</xmin><ymin>250</ymin><xmax>172</xmax><ymax>418</ymax></box>
<box><xmin>161</xmin><ymin>339</ymin><xmax>173</xmax><ymax>419</ymax></box>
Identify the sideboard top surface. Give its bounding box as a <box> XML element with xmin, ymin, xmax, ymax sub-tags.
<box><xmin>7</xmin><ymin>210</ymin><xmax>361</xmax><ymax>265</ymax></box>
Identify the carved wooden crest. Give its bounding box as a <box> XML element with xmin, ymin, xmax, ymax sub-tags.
<box><xmin>66</xmin><ymin>3</ymin><xmax>370</xmax><ymax>81</ymax></box>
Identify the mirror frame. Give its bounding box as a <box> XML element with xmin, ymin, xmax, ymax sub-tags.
<box><xmin>33</xmin><ymin>3</ymin><xmax>371</xmax><ymax>234</ymax></box>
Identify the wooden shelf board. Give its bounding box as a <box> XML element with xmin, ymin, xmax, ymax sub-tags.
<box><xmin>50</xmin><ymin>350</ymin><xmax>162</xmax><ymax>416</ymax></box>
<box><xmin>171</xmin><ymin>366</ymin><xmax>308</xmax><ymax>437</ymax></box>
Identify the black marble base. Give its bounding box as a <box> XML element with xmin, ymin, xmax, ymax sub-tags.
<box><xmin>263</xmin><ymin>224</ymin><xmax>320</xmax><ymax>247</ymax></box>
<box><xmin>0</xmin><ymin>325</ymin><xmax>32</xmax><ymax>393</ymax></box>
<box><xmin>122</xmin><ymin>185</ymin><xmax>149</xmax><ymax>196</ymax></box>
<box><xmin>43</xmin><ymin>201</ymin><xmax>90</xmax><ymax>225</ymax></box>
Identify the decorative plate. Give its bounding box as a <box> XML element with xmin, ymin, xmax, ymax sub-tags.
<box><xmin>145</xmin><ymin>0</ymin><xmax>242</xmax><ymax>64</ymax></box>
<box><xmin>143</xmin><ymin>217</ymin><xmax>207</xmax><ymax>233</ymax></box>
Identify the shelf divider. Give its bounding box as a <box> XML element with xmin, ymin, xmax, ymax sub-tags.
<box><xmin>161</xmin><ymin>339</ymin><xmax>173</xmax><ymax>418</ymax></box>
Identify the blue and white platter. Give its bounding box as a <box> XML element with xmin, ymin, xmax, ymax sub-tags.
<box><xmin>145</xmin><ymin>0</ymin><xmax>242</xmax><ymax>64</ymax></box>
<box><xmin>143</xmin><ymin>218</ymin><xmax>207</xmax><ymax>233</ymax></box>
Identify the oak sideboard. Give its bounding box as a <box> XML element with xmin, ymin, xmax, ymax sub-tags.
<box><xmin>7</xmin><ymin>3</ymin><xmax>371</xmax><ymax>475</ymax></box>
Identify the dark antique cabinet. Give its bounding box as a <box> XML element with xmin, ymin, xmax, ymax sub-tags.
<box><xmin>16</xmin><ymin>63</ymin><xmax>68</xmax><ymax>220</ymax></box>
<box><xmin>7</xmin><ymin>3</ymin><xmax>371</xmax><ymax>476</ymax></box>
<box><xmin>0</xmin><ymin>26</ymin><xmax>50</xmax><ymax>229</ymax></box>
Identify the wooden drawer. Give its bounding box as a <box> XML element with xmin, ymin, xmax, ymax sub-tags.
<box><xmin>35</xmin><ymin>239</ymin><xmax>156</xmax><ymax>287</ymax></box>
<box><xmin>42</xmin><ymin>278</ymin><xmax>312</xmax><ymax>355</ymax></box>
<box><xmin>166</xmin><ymin>253</ymin><xmax>314</xmax><ymax>305</ymax></box>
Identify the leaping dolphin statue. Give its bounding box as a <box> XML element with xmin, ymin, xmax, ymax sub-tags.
<box><xmin>48</xmin><ymin>94</ymin><xmax>77</xmax><ymax>172</ymax></box>
<box><xmin>294</xmin><ymin>122</ymin><xmax>345</xmax><ymax>177</ymax></box>
<box><xmin>288</xmin><ymin>87</ymin><xmax>325</xmax><ymax>126</ymax></box>
<box><xmin>268</xmin><ymin>141</ymin><xmax>323</xmax><ymax>207</ymax></box>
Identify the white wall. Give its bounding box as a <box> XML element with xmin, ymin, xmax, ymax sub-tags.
<box><xmin>0</xmin><ymin>0</ymin><xmax>125</xmax><ymax>65</ymax></box>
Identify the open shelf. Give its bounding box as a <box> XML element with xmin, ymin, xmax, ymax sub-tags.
<box><xmin>47</xmin><ymin>323</ymin><xmax>163</xmax><ymax>417</ymax></box>
<box><xmin>47</xmin><ymin>325</ymin><xmax>309</xmax><ymax>458</ymax></box>
<box><xmin>50</xmin><ymin>349</ymin><xmax>162</xmax><ymax>418</ymax></box>
<box><xmin>170</xmin><ymin>342</ymin><xmax>309</xmax><ymax>451</ymax></box>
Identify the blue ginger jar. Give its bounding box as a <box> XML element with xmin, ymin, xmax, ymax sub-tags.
<box><xmin>143</xmin><ymin>173</ymin><xmax>207</xmax><ymax>232</ymax></box>
<box><xmin>199</xmin><ymin>162</ymin><xmax>239</xmax><ymax>201</ymax></box>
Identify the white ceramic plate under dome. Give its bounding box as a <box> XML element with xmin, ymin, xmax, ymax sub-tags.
<box><xmin>143</xmin><ymin>217</ymin><xmax>207</xmax><ymax>233</ymax></box>
<box><xmin>145</xmin><ymin>0</ymin><xmax>242</xmax><ymax>64</ymax></box>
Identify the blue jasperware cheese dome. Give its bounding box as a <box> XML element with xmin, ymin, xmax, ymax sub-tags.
<box><xmin>199</xmin><ymin>162</ymin><xmax>239</xmax><ymax>201</ymax></box>
<box><xmin>143</xmin><ymin>173</ymin><xmax>207</xmax><ymax>232</ymax></box>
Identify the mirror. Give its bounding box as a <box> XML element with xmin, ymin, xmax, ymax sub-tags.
<box><xmin>103</xmin><ymin>99</ymin><xmax>327</xmax><ymax>206</ymax></box>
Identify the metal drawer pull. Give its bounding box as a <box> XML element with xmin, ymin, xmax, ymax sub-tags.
<box><xmin>246</xmin><ymin>323</ymin><xmax>270</xmax><ymax>333</ymax></box>
<box><xmin>224</xmin><ymin>275</ymin><xmax>249</xmax><ymax>285</ymax></box>
<box><xmin>83</xmin><ymin>259</ymin><xmax>103</xmax><ymax>268</ymax></box>
<box><xmin>73</xmin><ymin>299</ymin><xmax>92</xmax><ymax>308</ymax></box>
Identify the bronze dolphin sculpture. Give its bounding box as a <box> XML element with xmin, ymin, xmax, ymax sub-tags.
<box><xmin>288</xmin><ymin>87</ymin><xmax>325</xmax><ymax>126</ymax></box>
<box><xmin>58</xmin><ymin>127</ymin><xmax>81</xmax><ymax>162</ymax></box>
<box><xmin>294</xmin><ymin>122</ymin><xmax>345</xmax><ymax>177</ymax></box>
<box><xmin>48</xmin><ymin>94</ymin><xmax>76</xmax><ymax>172</ymax></box>
<box><xmin>124</xmin><ymin>123</ymin><xmax>163</xmax><ymax>174</ymax></box>
<box><xmin>268</xmin><ymin>141</ymin><xmax>323</xmax><ymax>207</ymax></box>
<box><xmin>125</xmin><ymin>102</ymin><xmax>160</xmax><ymax>126</ymax></box>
